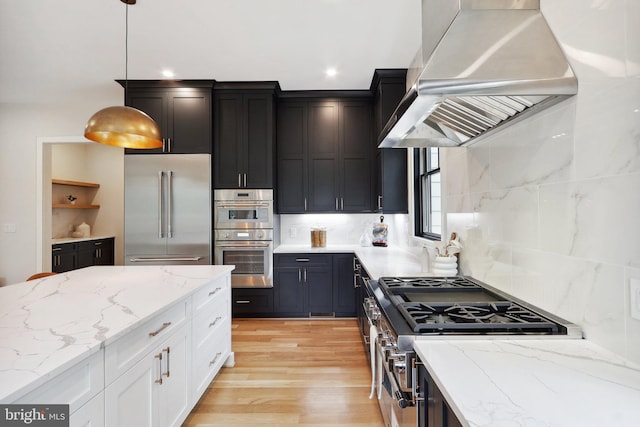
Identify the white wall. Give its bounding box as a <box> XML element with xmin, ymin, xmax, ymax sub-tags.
<box><xmin>443</xmin><ymin>0</ymin><xmax>640</xmax><ymax>363</ymax></box>
<box><xmin>0</xmin><ymin>84</ymin><xmax>122</xmax><ymax>286</ymax></box>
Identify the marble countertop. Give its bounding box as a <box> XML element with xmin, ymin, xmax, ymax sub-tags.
<box><xmin>274</xmin><ymin>244</ymin><xmax>431</xmax><ymax>279</ymax></box>
<box><xmin>0</xmin><ymin>265</ymin><xmax>233</xmax><ymax>402</ymax></box>
<box><xmin>52</xmin><ymin>235</ymin><xmax>115</xmax><ymax>244</ymax></box>
<box><xmin>413</xmin><ymin>339</ymin><xmax>640</xmax><ymax>427</ymax></box>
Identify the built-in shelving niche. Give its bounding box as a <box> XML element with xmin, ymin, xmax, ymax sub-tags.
<box><xmin>52</xmin><ymin>179</ymin><xmax>100</xmax><ymax>238</ymax></box>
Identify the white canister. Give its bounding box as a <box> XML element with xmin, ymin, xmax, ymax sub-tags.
<box><xmin>76</xmin><ymin>222</ymin><xmax>90</xmax><ymax>238</ymax></box>
<box><xmin>432</xmin><ymin>256</ymin><xmax>457</xmax><ymax>276</ymax></box>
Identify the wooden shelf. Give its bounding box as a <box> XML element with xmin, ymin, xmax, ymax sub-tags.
<box><xmin>52</xmin><ymin>179</ymin><xmax>100</xmax><ymax>188</ymax></box>
<box><xmin>53</xmin><ymin>204</ymin><xmax>100</xmax><ymax>209</ymax></box>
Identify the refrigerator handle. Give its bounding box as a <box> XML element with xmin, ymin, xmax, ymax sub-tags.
<box><xmin>158</xmin><ymin>171</ymin><xmax>164</xmax><ymax>239</ymax></box>
<box><xmin>167</xmin><ymin>170</ymin><xmax>174</xmax><ymax>238</ymax></box>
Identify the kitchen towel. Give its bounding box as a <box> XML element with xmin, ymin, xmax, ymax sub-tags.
<box><xmin>369</xmin><ymin>323</ymin><xmax>378</xmax><ymax>399</ymax></box>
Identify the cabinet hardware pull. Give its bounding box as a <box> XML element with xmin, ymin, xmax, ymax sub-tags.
<box><xmin>235</xmin><ymin>300</ymin><xmax>251</xmax><ymax>304</ymax></box>
<box><xmin>341</xmin><ymin>197</ymin><xmax>344</xmax><ymax>210</ymax></box>
<box><xmin>378</xmin><ymin>195</ymin><xmax>383</xmax><ymax>210</ymax></box>
<box><xmin>208</xmin><ymin>288</ymin><xmax>221</xmax><ymax>296</ymax></box>
<box><xmin>158</xmin><ymin>171</ymin><xmax>164</xmax><ymax>238</ymax></box>
<box><xmin>238</xmin><ymin>174</ymin><xmax>242</xmax><ymax>188</ymax></box>
<box><xmin>304</xmin><ymin>198</ymin><xmax>307</xmax><ymax>211</ymax></box>
<box><xmin>149</xmin><ymin>322</ymin><xmax>172</xmax><ymax>337</ymax></box>
<box><xmin>167</xmin><ymin>137</ymin><xmax>172</xmax><ymax>153</ymax></box>
<box><xmin>53</xmin><ymin>247</ymin><xmax>62</xmax><ymax>252</ymax></box>
<box><xmin>298</xmin><ymin>268</ymin><xmax>302</xmax><ymax>283</ymax></box>
<box><xmin>209</xmin><ymin>316</ymin><xmax>223</xmax><ymax>327</ymax></box>
<box><xmin>209</xmin><ymin>352</ymin><xmax>222</xmax><ymax>367</ymax></box>
<box><xmin>163</xmin><ymin>347</ymin><xmax>170</xmax><ymax>378</ymax></box>
<box><xmin>335</xmin><ymin>198</ymin><xmax>339</xmax><ymax>210</ymax></box>
<box><xmin>303</xmin><ymin>268</ymin><xmax>307</xmax><ymax>284</ymax></box>
<box><xmin>295</xmin><ymin>258</ymin><xmax>310</xmax><ymax>262</ymax></box>
<box><xmin>154</xmin><ymin>353</ymin><xmax>163</xmax><ymax>384</ymax></box>
<box><xmin>243</xmin><ymin>173</ymin><xmax>247</xmax><ymax>188</ymax></box>
<box><xmin>167</xmin><ymin>170</ymin><xmax>174</xmax><ymax>238</ymax></box>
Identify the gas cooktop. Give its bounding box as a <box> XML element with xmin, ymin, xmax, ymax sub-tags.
<box><xmin>379</xmin><ymin>276</ymin><xmax>481</xmax><ymax>289</ymax></box>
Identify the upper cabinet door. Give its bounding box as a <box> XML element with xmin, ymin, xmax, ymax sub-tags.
<box><xmin>123</xmin><ymin>81</ymin><xmax>213</xmax><ymax>155</ymax></box>
<box><xmin>307</xmin><ymin>101</ymin><xmax>340</xmax><ymax>212</ymax></box>
<box><xmin>277</xmin><ymin>101</ymin><xmax>308</xmax><ymax>212</ymax></box>
<box><xmin>213</xmin><ymin>86</ymin><xmax>276</xmax><ymax>189</ymax></box>
<box><xmin>340</xmin><ymin>100</ymin><xmax>373</xmax><ymax>212</ymax></box>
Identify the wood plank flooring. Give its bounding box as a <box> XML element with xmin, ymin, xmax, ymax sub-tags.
<box><xmin>183</xmin><ymin>319</ymin><xmax>384</xmax><ymax>427</ymax></box>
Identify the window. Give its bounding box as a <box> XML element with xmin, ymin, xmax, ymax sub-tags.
<box><xmin>414</xmin><ymin>147</ymin><xmax>441</xmax><ymax>239</ymax></box>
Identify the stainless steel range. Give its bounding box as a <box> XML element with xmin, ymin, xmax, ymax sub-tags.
<box><xmin>362</xmin><ymin>275</ymin><xmax>582</xmax><ymax>427</ymax></box>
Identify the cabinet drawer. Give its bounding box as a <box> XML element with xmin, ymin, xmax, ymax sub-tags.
<box><xmin>192</xmin><ymin>296</ymin><xmax>229</xmax><ymax>351</ymax></box>
<box><xmin>69</xmin><ymin>391</ymin><xmax>104</xmax><ymax>427</ymax></box>
<box><xmin>232</xmin><ymin>288</ymin><xmax>274</xmax><ymax>315</ymax></box>
<box><xmin>105</xmin><ymin>300</ymin><xmax>188</xmax><ymax>385</ymax></box>
<box><xmin>192</xmin><ymin>324</ymin><xmax>230</xmax><ymax>400</ymax></box>
<box><xmin>14</xmin><ymin>351</ymin><xmax>104</xmax><ymax>414</ymax></box>
<box><xmin>192</xmin><ymin>275</ymin><xmax>229</xmax><ymax>315</ymax></box>
<box><xmin>52</xmin><ymin>242</ymin><xmax>76</xmax><ymax>254</ymax></box>
<box><xmin>275</xmin><ymin>253</ymin><xmax>332</xmax><ymax>267</ymax></box>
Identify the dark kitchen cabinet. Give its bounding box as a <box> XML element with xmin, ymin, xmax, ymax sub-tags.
<box><xmin>77</xmin><ymin>238</ymin><xmax>115</xmax><ymax>268</ymax></box>
<box><xmin>417</xmin><ymin>360</ymin><xmax>463</xmax><ymax>427</ymax></box>
<box><xmin>52</xmin><ymin>242</ymin><xmax>77</xmax><ymax>273</ymax></box>
<box><xmin>272</xmin><ymin>253</ymin><xmax>356</xmax><ymax>317</ymax></box>
<box><xmin>333</xmin><ymin>253</ymin><xmax>356</xmax><ymax>316</ymax></box>
<box><xmin>231</xmin><ymin>288</ymin><xmax>274</xmax><ymax>316</ymax></box>
<box><xmin>121</xmin><ymin>80</ymin><xmax>214</xmax><ymax>154</ymax></box>
<box><xmin>371</xmin><ymin>69</ymin><xmax>408</xmax><ymax>213</ymax></box>
<box><xmin>273</xmin><ymin>253</ymin><xmax>333</xmax><ymax>316</ymax></box>
<box><xmin>213</xmin><ymin>82</ymin><xmax>278</xmax><ymax>189</ymax></box>
<box><xmin>52</xmin><ymin>237</ymin><xmax>115</xmax><ymax>273</ymax></box>
<box><xmin>277</xmin><ymin>96</ymin><xmax>374</xmax><ymax>213</ymax></box>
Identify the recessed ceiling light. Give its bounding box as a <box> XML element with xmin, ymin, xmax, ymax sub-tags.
<box><xmin>326</xmin><ymin>68</ymin><xmax>337</xmax><ymax>78</ymax></box>
<box><xmin>162</xmin><ymin>69</ymin><xmax>175</xmax><ymax>78</ymax></box>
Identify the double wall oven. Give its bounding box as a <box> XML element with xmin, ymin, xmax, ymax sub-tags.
<box><xmin>214</xmin><ymin>189</ymin><xmax>276</xmax><ymax>288</ymax></box>
<box><xmin>360</xmin><ymin>274</ymin><xmax>582</xmax><ymax>427</ymax></box>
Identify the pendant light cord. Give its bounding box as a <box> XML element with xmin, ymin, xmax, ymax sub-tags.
<box><xmin>125</xmin><ymin>2</ymin><xmax>129</xmax><ymax>96</ymax></box>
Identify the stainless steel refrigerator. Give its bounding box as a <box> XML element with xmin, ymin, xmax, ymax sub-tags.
<box><xmin>124</xmin><ymin>154</ymin><xmax>211</xmax><ymax>265</ymax></box>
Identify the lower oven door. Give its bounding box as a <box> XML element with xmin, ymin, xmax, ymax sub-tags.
<box><xmin>214</xmin><ymin>240</ymin><xmax>273</xmax><ymax>288</ymax></box>
<box><xmin>377</xmin><ymin>345</ymin><xmax>417</xmax><ymax>427</ymax></box>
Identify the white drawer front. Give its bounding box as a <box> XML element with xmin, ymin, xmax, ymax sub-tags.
<box><xmin>191</xmin><ymin>325</ymin><xmax>230</xmax><ymax>400</ymax></box>
<box><xmin>192</xmin><ymin>295</ymin><xmax>229</xmax><ymax>351</ymax></box>
<box><xmin>105</xmin><ymin>300</ymin><xmax>188</xmax><ymax>385</ymax></box>
<box><xmin>70</xmin><ymin>391</ymin><xmax>104</xmax><ymax>427</ymax></box>
<box><xmin>15</xmin><ymin>351</ymin><xmax>104</xmax><ymax>414</ymax></box>
<box><xmin>192</xmin><ymin>275</ymin><xmax>229</xmax><ymax>315</ymax></box>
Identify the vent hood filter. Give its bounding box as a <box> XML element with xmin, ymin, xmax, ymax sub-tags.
<box><xmin>379</xmin><ymin>0</ymin><xmax>577</xmax><ymax>148</ymax></box>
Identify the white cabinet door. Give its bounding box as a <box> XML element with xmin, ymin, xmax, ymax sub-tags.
<box><xmin>158</xmin><ymin>326</ymin><xmax>191</xmax><ymax>427</ymax></box>
<box><xmin>105</xmin><ymin>324</ymin><xmax>190</xmax><ymax>427</ymax></box>
<box><xmin>70</xmin><ymin>392</ymin><xmax>104</xmax><ymax>427</ymax></box>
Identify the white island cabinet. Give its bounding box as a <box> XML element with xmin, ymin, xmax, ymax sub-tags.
<box><xmin>0</xmin><ymin>266</ymin><xmax>234</xmax><ymax>427</ymax></box>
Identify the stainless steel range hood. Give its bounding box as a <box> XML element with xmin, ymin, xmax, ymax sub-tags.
<box><xmin>378</xmin><ymin>0</ymin><xmax>577</xmax><ymax>148</ymax></box>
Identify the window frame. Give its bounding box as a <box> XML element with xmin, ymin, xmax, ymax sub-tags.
<box><xmin>413</xmin><ymin>147</ymin><xmax>441</xmax><ymax>241</ymax></box>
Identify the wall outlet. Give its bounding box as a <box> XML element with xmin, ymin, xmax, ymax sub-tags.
<box><xmin>630</xmin><ymin>278</ymin><xmax>640</xmax><ymax>321</ymax></box>
<box><xmin>3</xmin><ymin>223</ymin><xmax>16</xmax><ymax>233</ymax></box>
<box><xmin>289</xmin><ymin>227</ymin><xmax>297</xmax><ymax>239</ymax></box>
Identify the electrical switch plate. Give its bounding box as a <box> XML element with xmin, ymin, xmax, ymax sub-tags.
<box><xmin>3</xmin><ymin>223</ymin><xmax>16</xmax><ymax>233</ymax></box>
<box><xmin>289</xmin><ymin>227</ymin><xmax>297</xmax><ymax>238</ymax></box>
<box><xmin>630</xmin><ymin>278</ymin><xmax>640</xmax><ymax>321</ymax></box>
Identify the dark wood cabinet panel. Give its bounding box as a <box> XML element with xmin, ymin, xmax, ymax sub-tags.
<box><xmin>53</xmin><ymin>238</ymin><xmax>114</xmax><ymax>273</ymax></box>
<box><xmin>372</xmin><ymin>70</ymin><xmax>408</xmax><ymax>213</ymax></box>
<box><xmin>121</xmin><ymin>80</ymin><xmax>214</xmax><ymax>155</ymax></box>
<box><xmin>231</xmin><ymin>288</ymin><xmax>274</xmax><ymax>316</ymax></box>
<box><xmin>277</xmin><ymin>97</ymin><xmax>373</xmax><ymax>213</ymax></box>
<box><xmin>333</xmin><ymin>253</ymin><xmax>356</xmax><ymax>316</ymax></box>
<box><xmin>213</xmin><ymin>85</ymin><xmax>276</xmax><ymax>189</ymax></box>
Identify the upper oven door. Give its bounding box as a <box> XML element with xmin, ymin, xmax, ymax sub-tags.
<box><xmin>214</xmin><ymin>200</ymin><xmax>273</xmax><ymax>229</ymax></box>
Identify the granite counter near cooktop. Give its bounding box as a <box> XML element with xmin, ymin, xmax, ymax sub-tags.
<box><xmin>413</xmin><ymin>339</ymin><xmax>640</xmax><ymax>427</ymax></box>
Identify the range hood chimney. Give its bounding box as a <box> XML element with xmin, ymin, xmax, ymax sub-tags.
<box><xmin>379</xmin><ymin>0</ymin><xmax>577</xmax><ymax>148</ymax></box>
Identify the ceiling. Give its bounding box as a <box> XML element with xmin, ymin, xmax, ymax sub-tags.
<box><xmin>0</xmin><ymin>0</ymin><xmax>421</xmax><ymax>105</ymax></box>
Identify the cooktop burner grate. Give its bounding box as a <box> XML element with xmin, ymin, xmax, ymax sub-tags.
<box><xmin>379</xmin><ymin>276</ymin><xmax>481</xmax><ymax>289</ymax></box>
<box><xmin>398</xmin><ymin>301</ymin><xmax>559</xmax><ymax>334</ymax></box>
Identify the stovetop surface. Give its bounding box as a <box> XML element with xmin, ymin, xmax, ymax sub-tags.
<box><xmin>369</xmin><ymin>276</ymin><xmax>581</xmax><ymax>339</ymax></box>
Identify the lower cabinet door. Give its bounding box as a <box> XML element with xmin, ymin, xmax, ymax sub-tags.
<box><xmin>70</xmin><ymin>392</ymin><xmax>105</xmax><ymax>427</ymax></box>
<box><xmin>105</xmin><ymin>352</ymin><xmax>156</xmax><ymax>427</ymax></box>
<box><xmin>105</xmin><ymin>325</ymin><xmax>190</xmax><ymax>427</ymax></box>
<box><xmin>158</xmin><ymin>328</ymin><xmax>191</xmax><ymax>427</ymax></box>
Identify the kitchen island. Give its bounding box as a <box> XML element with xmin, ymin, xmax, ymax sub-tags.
<box><xmin>0</xmin><ymin>265</ymin><xmax>233</xmax><ymax>426</ymax></box>
<box><xmin>413</xmin><ymin>339</ymin><xmax>640</xmax><ymax>427</ymax></box>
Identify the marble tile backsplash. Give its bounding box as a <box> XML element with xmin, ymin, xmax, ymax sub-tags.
<box><xmin>444</xmin><ymin>0</ymin><xmax>640</xmax><ymax>363</ymax></box>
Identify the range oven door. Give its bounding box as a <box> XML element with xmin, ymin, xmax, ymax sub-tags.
<box><xmin>214</xmin><ymin>200</ymin><xmax>273</xmax><ymax>229</ymax></box>
<box><xmin>377</xmin><ymin>344</ymin><xmax>417</xmax><ymax>427</ymax></box>
<box><xmin>214</xmin><ymin>238</ymin><xmax>273</xmax><ymax>288</ymax></box>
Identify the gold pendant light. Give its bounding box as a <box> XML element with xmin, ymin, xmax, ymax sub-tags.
<box><xmin>84</xmin><ymin>0</ymin><xmax>162</xmax><ymax>149</ymax></box>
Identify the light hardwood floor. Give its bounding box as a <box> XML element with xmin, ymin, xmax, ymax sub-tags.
<box><xmin>183</xmin><ymin>318</ymin><xmax>384</xmax><ymax>427</ymax></box>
